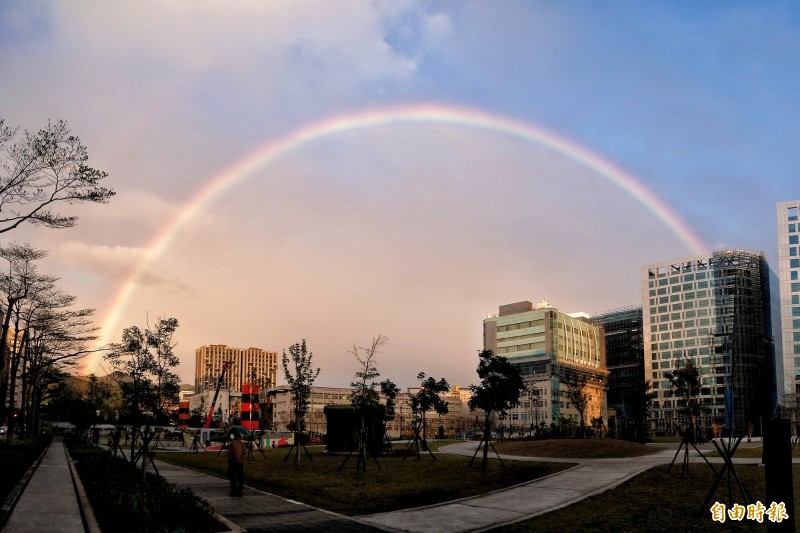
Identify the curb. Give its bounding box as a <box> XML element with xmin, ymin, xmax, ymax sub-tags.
<box><xmin>64</xmin><ymin>444</ymin><xmax>102</xmax><ymax>533</ymax></box>
<box><xmin>0</xmin><ymin>442</ymin><xmax>48</xmax><ymax>530</ymax></box>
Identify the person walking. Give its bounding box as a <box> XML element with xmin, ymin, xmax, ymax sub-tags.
<box><xmin>227</xmin><ymin>431</ymin><xmax>246</xmax><ymax>496</ymax></box>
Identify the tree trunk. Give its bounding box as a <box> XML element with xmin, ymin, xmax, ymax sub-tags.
<box><xmin>0</xmin><ymin>298</ymin><xmax>17</xmax><ymax>424</ymax></box>
<box><xmin>481</xmin><ymin>411</ymin><xmax>492</xmax><ymax>471</ymax></box>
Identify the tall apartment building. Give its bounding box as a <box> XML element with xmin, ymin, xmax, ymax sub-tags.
<box><xmin>194</xmin><ymin>345</ymin><xmax>278</xmax><ymax>395</ymax></box>
<box><xmin>483</xmin><ymin>300</ymin><xmax>608</xmax><ymax>428</ymax></box>
<box><xmin>642</xmin><ymin>250</ymin><xmax>779</xmax><ymax>436</ymax></box>
<box><xmin>777</xmin><ymin>200</ymin><xmax>800</xmax><ymax>396</ymax></box>
<box><xmin>591</xmin><ymin>307</ymin><xmax>645</xmax><ymax>420</ymax></box>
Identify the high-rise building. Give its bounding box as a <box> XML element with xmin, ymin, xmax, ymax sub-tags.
<box><xmin>195</xmin><ymin>345</ymin><xmax>278</xmax><ymax>395</ymax></box>
<box><xmin>483</xmin><ymin>300</ymin><xmax>608</xmax><ymax>429</ymax></box>
<box><xmin>777</xmin><ymin>200</ymin><xmax>800</xmax><ymax>396</ymax></box>
<box><xmin>641</xmin><ymin>250</ymin><xmax>778</xmax><ymax>436</ymax></box>
<box><xmin>591</xmin><ymin>307</ymin><xmax>645</xmax><ymax>425</ymax></box>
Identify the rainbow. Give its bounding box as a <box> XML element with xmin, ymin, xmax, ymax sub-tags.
<box><xmin>88</xmin><ymin>103</ymin><xmax>707</xmax><ymax>372</ymax></box>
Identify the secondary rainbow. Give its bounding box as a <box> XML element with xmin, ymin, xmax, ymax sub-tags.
<box><xmin>88</xmin><ymin>103</ymin><xmax>707</xmax><ymax>373</ymax></box>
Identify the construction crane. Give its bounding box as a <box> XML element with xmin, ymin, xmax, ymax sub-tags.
<box><xmin>204</xmin><ymin>361</ymin><xmax>233</xmax><ymax>429</ymax></box>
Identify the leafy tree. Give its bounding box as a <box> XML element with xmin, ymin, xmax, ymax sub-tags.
<box><xmin>468</xmin><ymin>349</ymin><xmax>526</xmax><ymax>470</ymax></box>
<box><xmin>380</xmin><ymin>379</ymin><xmax>400</xmax><ymax>422</ymax></box>
<box><xmin>626</xmin><ymin>380</ymin><xmax>656</xmax><ymax>442</ymax></box>
<box><xmin>281</xmin><ymin>339</ymin><xmax>320</xmax><ymax>464</ymax></box>
<box><xmin>0</xmin><ymin>118</ymin><xmax>114</xmax><ymax>233</ymax></box>
<box><xmin>189</xmin><ymin>396</ymin><xmax>206</xmax><ymax>428</ymax></box>
<box><xmin>665</xmin><ymin>357</ymin><xmax>702</xmax><ymax>434</ymax></box>
<box><xmin>560</xmin><ymin>371</ymin><xmax>590</xmax><ymax>437</ymax></box>
<box><xmin>105</xmin><ymin>317</ymin><xmax>181</xmax><ymax>468</ymax></box>
<box><xmin>0</xmin><ymin>243</ymin><xmax>47</xmax><ymax>425</ymax></box>
<box><xmin>410</xmin><ymin>372</ymin><xmax>450</xmax><ymax>445</ymax></box>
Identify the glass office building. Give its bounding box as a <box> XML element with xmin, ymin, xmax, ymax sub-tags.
<box><xmin>777</xmin><ymin>200</ymin><xmax>800</xmax><ymax>396</ymax></box>
<box><xmin>591</xmin><ymin>307</ymin><xmax>644</xmax><ymax>422</ymax></box>
<box><xmin>641</xmin><ymin>250</ymin><xmax>778</xmax><ymax>436</ymax></box>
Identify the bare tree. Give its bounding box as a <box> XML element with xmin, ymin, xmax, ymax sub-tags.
<box><xmin>0</xmin><ymin>118</ymin><xmax>114</xmax><ymax>233</ymax></box>
<box><xmin>349</xmin><ymin>334</ymin><xmax>388</xmax><ymax>411</ymax></box>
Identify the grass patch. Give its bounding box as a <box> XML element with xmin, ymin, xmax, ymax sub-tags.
<box><xmin>0</xmin><ymin>436</ymin><xmax>50</xmax><ymax>503</ymax></box>
<box><xmin>705</xmin><ymin>445</ymin><xmax>800</xmax><ymax>459</ymax></box>
<box><xmin>497</xmin><ymin>464</ymin><xmax>800</xmax><ymax>532</ymax></box>
<box><xmin>492</xmin><ymin>438</ymin><xmax>663</xmax><ymax>459</ymax></box>
<box><xmin>158</xmin><ymin>444</ymin><xmax>574</xmax><ymax>515</ymax></box>
<box><xmin>69</xmin><ymin>445</ymin><xmax>225</xmax><ymax>533</ymax></box>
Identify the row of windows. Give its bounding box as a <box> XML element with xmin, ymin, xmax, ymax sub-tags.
<box><xmin>497</xmin><ymin>342</ymin><xmax>546</xmax><ymax>354</ymax></box>
<box><xmin>498</xmin><ymin>333</ymin><xmax>541</xmax><ymax>343</ymax></box>
<box><xmin>497</xmin><ymin>319</ymin><xmax>545</xmax><ymax>332</ymax></box>
<box><xmin>649</xmin><ymin>307</ymin><xmax>712</xmax><ymax>318</ymax></box>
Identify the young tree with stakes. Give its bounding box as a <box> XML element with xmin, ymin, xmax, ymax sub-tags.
<box><xmin>281</xmin><ymin>339</ymin><xmax>320</xmax><ymax>465</ymax></box>
<box><xmin>406</xmin><ymin>372</ymin><xmax>449</xmax><ymax>459</ymax></box>
<box><xmin>105</xmin><ymin>317</ymin><xmax>181</xmax><ymax>473</ymax></box>
<box><xmin>666</xmin><ymin>357</ymin><xmax>702</xmax><ymax>437</ymax></box>
<box><xmin>468</xmin><ymin>349</ymin><xmax>526</xmax><ymax>471</ymax></box>
<box><xmin>342</xmin><ymin>334</ymin><xmax>388</xmax><ymax>472</ymax></box>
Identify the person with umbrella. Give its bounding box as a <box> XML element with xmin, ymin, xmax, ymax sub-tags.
<box><xmin>227</xmin><ymin>427</ymin><xmax>246</xmax><ymax>496</ymax></box>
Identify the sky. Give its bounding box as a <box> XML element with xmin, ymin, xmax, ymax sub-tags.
<box><xmin>1</xmin><ymin>1</ymin><xmax>799</xmax><ymax>390</ymax></box>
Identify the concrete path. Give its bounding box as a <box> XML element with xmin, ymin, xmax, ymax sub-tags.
<box><xmin>356</xmin><ymin>442</ymin><xmax>684</xmax><ymax>532</ymax></box>
<box><xmin>153</xmin><ymin>460</ymin><xmax>382</xmax><ymax>532</ymax></box>
<box><xmin>2</xmin><ymin>438</ymin><xmax>85</xmax><ymax>533</ymax></box>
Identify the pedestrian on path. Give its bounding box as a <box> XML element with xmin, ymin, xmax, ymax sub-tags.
<box><xmin>227</xmin><ymin>431</ymin><xmax>246</xmax><ymax>496</ymax></box>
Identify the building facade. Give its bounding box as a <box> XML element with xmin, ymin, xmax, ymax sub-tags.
<box><xmin>777</xmin><ymin>200</ymin><xmax>800</xmax><ymax>396</ymax></box>
<box><xmin>591</xmin><ymin>307</ymin><xmax>645</xmax><ymax>430</ymax></box>
<box><xmin>642</xmin><ymin>250</ymin><xmax>778</xmax><ymax>436</ymax></box>
<box><xmin>483</xmin><ymin>300</ymin><xmax>608</xmax><ymax>429</ymax></box>
<box><xmin>194</xmin><ymin>345</ymin><xmax>278</xmax><ymax>395</ymax></box>
<box><xmin>268</xmin><ymin>385</ymin><xmax>473</xmax><ymax>438</ymax></box>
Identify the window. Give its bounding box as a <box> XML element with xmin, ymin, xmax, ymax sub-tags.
<box><xmin>793</xmin><ymin>271</ymin><xmax>799</xmax><ymax>280</ymax></box>
<box><xmin>791</xmin><ymin>259</ymin><xmax>800</xmax><ymax>268</ymax></box>
<box><xmin>790</xmin><ymin>206</ymin><xmax>799</xmax><ymax>221</ymax></box>
<box><xmin>793</xmin><ymin>283</ymin><xmax>800</xmax><ymax>292</ymax></box>
<box><xmin>792</xmin><ymin>248</ymin><xmax>798</xmax><ymax>257</ymax></box>
<box><xmin>791</xmin><ymin>235</ymin><xmax>799</xmax><ymax>245</ymax></box>
<box><xmin>793</xmin><ymin>295</ymin><xmax>800</xmax><ymax>305</ymax></box>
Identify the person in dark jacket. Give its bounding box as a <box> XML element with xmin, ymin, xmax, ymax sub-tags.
<box><xmin>228</xmin><ymin>432</ymin><xmax>246</xmax><ymax>496</ymax></box>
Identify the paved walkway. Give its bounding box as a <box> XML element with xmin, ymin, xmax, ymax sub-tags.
<box><xmin>356</xmin><ymin>442</ymin><xmax>689</xmax><ymax>532</ymax></box>
<box><xmin>153</xmin><ymin>460</ymin><xmax>381</xmax><ymax>532</ymax></box>
<box><xmin>5</xmin><ymin>438</ymin><xmax>789</xmax><ymax>533</ymax></box>
<box><xmin>2</xmin><ymin>438</ymin><xmax>85</xmax><ymax>533</ymax></box>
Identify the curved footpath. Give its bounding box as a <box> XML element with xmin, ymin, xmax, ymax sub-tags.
<box><xmin>357</xmin><ymin>442</ymin><xmax>692</xmax><ymax>532</ymax></box>
<box><xmin>4</xmin><ymin>439</ymin><xmax>790</xmax><ymax>533</ymax></box>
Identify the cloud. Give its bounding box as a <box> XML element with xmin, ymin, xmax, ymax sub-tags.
<box><xmin>58</xmin><ymin>241</ymin><xmax>148</xmax><ymax>278</ymax></box>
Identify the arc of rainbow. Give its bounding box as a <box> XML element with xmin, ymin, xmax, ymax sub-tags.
<box><xmin>89</xmin><ymin>103</ymin><xmax>707</xmax><ymax>372</ymax></box>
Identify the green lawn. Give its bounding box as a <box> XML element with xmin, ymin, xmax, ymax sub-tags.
<box><xmin>157</xmin><ymin>443</ymin><xmax>574</xmax><ymax>515</ymax></box>
<box><xmin>497</xmin><ymin>464</ymin><xmax>800</xmax><ymax>532</ymax></box>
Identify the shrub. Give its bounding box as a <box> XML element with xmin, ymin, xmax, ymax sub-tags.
<box><xmin>69</xmin><ymin>445</ymin><xmax>223</xmax><ymax>533</ymax></box>
<box><xmin>0</xmin><ymin>436</ymin><xmax>51</xmax><ymax>503</ymax></box>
